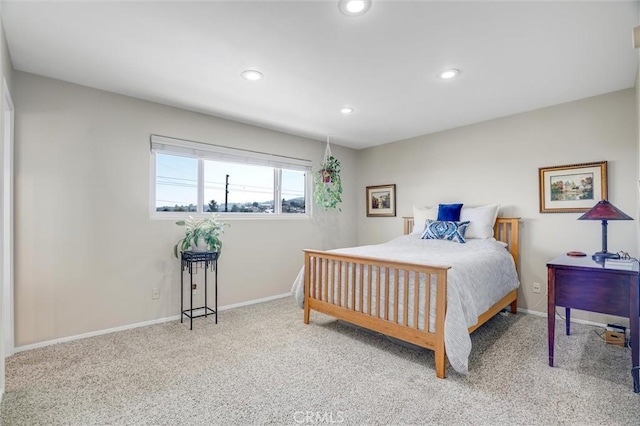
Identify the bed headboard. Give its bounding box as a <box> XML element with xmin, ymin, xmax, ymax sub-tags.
<box><xmin>402</xmin><ymin>216</ymin><xmax>520</xmax><ymax>270</ymax></box>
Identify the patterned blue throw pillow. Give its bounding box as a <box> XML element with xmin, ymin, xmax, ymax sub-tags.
<box><xmin>421</xmin><ymin>220</ymin><xmax>470</xmax><ymax>243</ymax></box>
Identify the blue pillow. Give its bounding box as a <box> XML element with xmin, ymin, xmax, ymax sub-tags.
<box><xmin>421</xmin><ymin>220</ymin><xmax>470</xmax><ymax>243</ymax></box>
<box><xmin>437</xmin><ymin>203</ymin><xmax>463</xmax><ymax>221</ymax></box>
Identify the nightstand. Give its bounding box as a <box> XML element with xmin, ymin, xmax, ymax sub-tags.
<box><xmin>547</xmin><ymin>254</ymin><xmax>639</xmax><ymax>393</ymax></box>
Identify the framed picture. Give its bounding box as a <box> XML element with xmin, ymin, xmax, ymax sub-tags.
<box><xmin>539</xmin><ymin>161</ymin><xmax>607</xmax><ymax>213</ymax></box>
<box><xmin>366</xmin><ymin>184</ymin><xmax>396</xmax><ymax>217</ymax></box>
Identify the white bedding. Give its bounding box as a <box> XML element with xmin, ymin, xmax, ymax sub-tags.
<box><xmin>291</xmin><ymin>234</ymin><xmax>520</xmax><ymax>374</ymax></box>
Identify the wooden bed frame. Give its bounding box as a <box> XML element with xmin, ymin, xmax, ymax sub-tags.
<box><xmin>303</xmin><ymin>217</ymin><xmax>519</xmax><ymax>378</ymax></box>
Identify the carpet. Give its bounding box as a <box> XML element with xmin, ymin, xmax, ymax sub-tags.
<box><xmin>1</xmin><ymin>297</ymin><xmax>638</xmax><ymax>425</ymax></box>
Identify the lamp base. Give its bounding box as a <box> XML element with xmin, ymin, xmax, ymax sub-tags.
<box><xmin>592</xmin><ymin>251</ymin><xmax>620</xmax><ymax>263</ymax></box>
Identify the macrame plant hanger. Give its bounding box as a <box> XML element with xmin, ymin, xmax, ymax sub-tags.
<box><xmin>314</xmin><ymin>135</ymin><xmax>343</xmax><ymax>211</ymax></box>
<box><xmin>321</xmin><ymin>137</ymin><xmax>333</xmax><ymax>182</ymax></box>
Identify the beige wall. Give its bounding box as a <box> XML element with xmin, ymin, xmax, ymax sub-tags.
<box><xmin>0</xmin><ymin>10</ymin><xmax>13</xmax><ymax>398</ymax></box>
<box><xmin>13</xmin><ymin>71</ymin><xmax>358</xmax><ymax>347</ymax></box>
<box><xmin>10</xmin><ymin>72</ymin><xmax>639</xmax><ymax>346</ymax></box>
<box><xmin>637</xmin><ymin>55</ymin><xmax>640</xmax><ymax>257</ymax></box>
<box><xmin>356</xmin><ymin>89</ymin><xmax>638</xmax><ymax>325</ymax></box>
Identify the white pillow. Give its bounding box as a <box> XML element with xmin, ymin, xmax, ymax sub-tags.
<box><xmin>459</xmin><ymin>204</ymin><xmax>500</xmax><ymax>239</ymax></box>
<box><xmin>412</xmin><ymin>205</ymin><xmax>438</xmax><ymax>234</ymax></box>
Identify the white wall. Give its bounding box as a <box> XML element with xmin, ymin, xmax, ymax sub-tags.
<box><xmin>356</xmin><ymin>89</ymin><xmax>638</xmax><ymax>325</ymax></box>
<box><xmin>0</xmin><ymin>9</ymin><xmax>13</xmax><ymax>400</ymax></box>
<box><xmin>13</xmin><ymin>72</ymin><xmax>357</xmax><ymax>347</ymax></box>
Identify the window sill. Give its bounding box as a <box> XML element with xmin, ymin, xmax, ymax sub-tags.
<box><xmin>151</xmin><ymin>213</ymin><xmax>311</xmax><ymax>221</ymax></box>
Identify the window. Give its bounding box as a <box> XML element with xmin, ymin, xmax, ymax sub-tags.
<box><xmin>151</xmin><ymin>135</ymin><xmax>311</xmax><ymax>216</ymax></box>
<box><xmin>156</xmin><ymin>154</ymin><xmax>198</xmax><ymax>212</ymax></box>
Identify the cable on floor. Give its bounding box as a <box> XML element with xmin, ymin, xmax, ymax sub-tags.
<box><xmin>592</xmin><ymin>329</ymin><xmax>605</xmax><ymax>341</ymax></box>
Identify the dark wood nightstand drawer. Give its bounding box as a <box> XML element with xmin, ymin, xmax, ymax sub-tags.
<box><xmin>554</xmin><ymin>267</ymin><xmax>631</xmax><ymax>317</ymax></box>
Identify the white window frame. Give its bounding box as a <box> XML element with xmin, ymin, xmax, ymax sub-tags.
<box><xmin>150</xmin><ymin>135</ymin><xmax>312</xmax><ymax>219</ymax></box>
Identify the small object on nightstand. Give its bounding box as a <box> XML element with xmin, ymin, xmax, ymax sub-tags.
<box><xmin>566</xmin><ymin>251</ymin><xmax>586</xmax><ymax>257</ymax></box>
<box><xmin>604</xmin><ymin>258</ymin><xmax>636</xmax><ymax>270</ymax></box>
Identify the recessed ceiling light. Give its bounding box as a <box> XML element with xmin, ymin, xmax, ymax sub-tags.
<box><xmin>439</xmin><ymin>69</ymin><xmax>460</xmax><ymax>80</ymax></box>
<box><xmin>339</xmin><ymin>0</ymin><xmax>371</xmax><ymax>16</ymax></box>
<box><xmin>340</xmin><ymin>107</ymin><xmax>354</xmax><ymax>114</ymax></box>
<box><xmin>241</xmin><ymin>70</ymin><xmax>264</xmax><ymax>81</ymax></box>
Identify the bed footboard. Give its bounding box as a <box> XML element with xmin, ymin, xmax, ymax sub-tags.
<box><xmin>302</xmin><ymin>217</ymin><xmax>520</xmax><ymax>378</ymax></box>
<box><xmin>303</xmin><ymin>250</ymin><xmax>450</xmax><ymax>378</ymax></box>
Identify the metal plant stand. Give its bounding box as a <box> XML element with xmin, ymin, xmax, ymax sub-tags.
<box><xmin>180</xmin><ymin>251</ymin><xmax>218</xmax><ymax>330</ymax></box>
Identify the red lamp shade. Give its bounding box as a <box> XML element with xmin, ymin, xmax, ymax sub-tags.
<box><xmin>578</xmin><ymin>200</ymin><xmax>633</xmax><ymax>262</ymax></box>
<box><xmin>577</xmin><ymin>200</ymin><xmax>632</xmax><ymax>221</ymax></box>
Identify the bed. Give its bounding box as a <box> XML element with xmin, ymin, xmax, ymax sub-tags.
<box><xmin>292</xmin><ymin>215</ymin><xmax>520</xmax><ymax>378</ymax></box>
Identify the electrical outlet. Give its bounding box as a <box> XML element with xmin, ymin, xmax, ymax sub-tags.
<box><xmin>152</xmin><ymin>287</ymin><xmax>160</xmax><ymax>300</ymax></box>
<box><xmin>532</xmin><ymin>282</ymin><xmax>541</xmax><ymax>294</ymax></box>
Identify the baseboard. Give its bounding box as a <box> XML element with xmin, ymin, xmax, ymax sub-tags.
<box><xmin>217</xmin><ymin>292</ymin><xmax>291</xmax><ymax>311</ymax></box>
<box><xmin>13</xmin><ymin>314</ymin><xmax>180</xmax><ymax>354</ymax></box>
<box><xmin>13</xmin><ymin>292</ymin><xmax>292</xmax><ymax>354</ymax></box>
<box><xmin>518</xmin><ymin>308</ymin><xmax>547</xmax><ymax>318</ymax></box>
<box><xmin>519</xmin><ymin>308</ymin><xmax>608</xmax><ymax>328</ymax></box>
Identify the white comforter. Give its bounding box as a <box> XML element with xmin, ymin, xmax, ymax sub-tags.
<box><xmin>291</xmin><ymin>234</ymin><xmax>520</xmax><ymax>374</ymax></box>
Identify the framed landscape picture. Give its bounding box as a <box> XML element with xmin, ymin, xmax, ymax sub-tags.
<box><xmin>366</xmin><ymin>184</ymin><xmax>396</xmax><ymax>217</ymax></box>
<box><xmin>539</xmin><ymin>161</ymin><xmax>607</xmax><ymax>213</ymax></box>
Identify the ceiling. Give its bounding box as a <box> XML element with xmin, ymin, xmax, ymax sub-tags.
<box><xmin>2</xmin><ymin>1</ymin><xmax>639</xmax><ymax>149</ymax></box>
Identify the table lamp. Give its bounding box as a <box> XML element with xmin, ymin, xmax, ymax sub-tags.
<box><xmin>577</xmin><ymin>200</ymin><xmax>633</xmax><ymax>262</ymax></box>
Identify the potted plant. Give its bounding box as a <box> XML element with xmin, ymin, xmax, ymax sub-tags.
<box><xmin>314</xmin><ymin>155</ymin><xmax>343</xmax><ymax>211</ymax></box>
<box><xmin>319</xmin><ymin>155</ymin><xmax>340</xmax><ymax>183</ymax></box>
<box><xmin>173</xmin><ymin>214</ymin><xmax>229</xmax><ymax>258</ymax></box>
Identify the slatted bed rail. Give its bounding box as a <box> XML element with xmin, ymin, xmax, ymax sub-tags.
<box><xmin>303</xmin><ymin>250</ymin><xmax>451</xmax><ymax>377</ymax></box>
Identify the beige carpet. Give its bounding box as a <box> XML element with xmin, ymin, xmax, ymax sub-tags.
<box><xmin>1</xmin><ymin>297</ymin><xmax>639</xmax><ymax>425</ymax></box>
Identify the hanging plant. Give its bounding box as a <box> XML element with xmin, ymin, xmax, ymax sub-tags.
<box><xmin>314</xmin><ymin>141</ymin><xmax>343</xmax><ymax>211</ymax></box>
